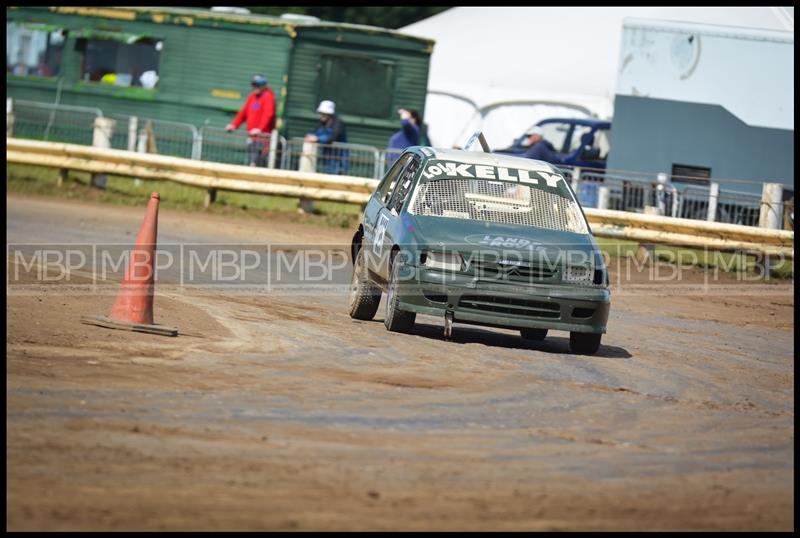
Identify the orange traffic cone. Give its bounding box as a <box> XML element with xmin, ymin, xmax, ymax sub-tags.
<box><xmin>81</xmin><ymin>192</ymin><xmax>178</xmax><ymax>336</ymax></box>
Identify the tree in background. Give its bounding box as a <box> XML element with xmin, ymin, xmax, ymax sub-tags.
<box><xmin>246</xmin><ymin>6</ymin><xmax>450</xmax><ymax>29</ymax></box>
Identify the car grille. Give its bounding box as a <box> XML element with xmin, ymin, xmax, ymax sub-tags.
<box><xmin>458</xmin><ymin>295</ymin><xmax>560</xmax><ymax>319</ymax></box>
<box><xmin>469</xmin><ymin>260</ymin><xmax>557</xmax><ymax>283</ymax></box>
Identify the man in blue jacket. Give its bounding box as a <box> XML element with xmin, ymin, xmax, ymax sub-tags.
<box><xmin>522</xmin><ymin>126</ymin><xmax>559</xmax><ymax>164</ymax></box>
<box><xmin>305</xmin><ymin>100</ymin><xmax>349</xmax><ymax>175</ymax></box>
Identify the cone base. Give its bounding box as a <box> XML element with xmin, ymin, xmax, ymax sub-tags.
<box><xmin>81</xmin><ymin>315</ymin><xmax>178</xmax><ymax>337</ymax></box>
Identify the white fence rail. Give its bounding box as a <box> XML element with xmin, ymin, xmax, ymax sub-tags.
<box><xmin>7</xmin><ymin>137</ymin><xmax>377</xmax><ymax>206</ymax></box>
<box><xmin>7</xmin><ymin>137</ymin><xmax>793</xmax><ymax>257</ymax></box>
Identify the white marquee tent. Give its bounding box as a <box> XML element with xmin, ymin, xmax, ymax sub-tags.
<box><xmin>400</xmin><ymin>7</ymin><xmax>794</xmax><ymax>149</ymax></box>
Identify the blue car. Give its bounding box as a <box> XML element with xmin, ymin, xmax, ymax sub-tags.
<box><xmin>495</xmin><ymin>118</ymin><xmax>611</xmax><ymax>171</ymax></box>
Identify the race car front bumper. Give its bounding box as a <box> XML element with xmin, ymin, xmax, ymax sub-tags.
<box><xmin>395</xmin><ymin>265</ymin><xmax>610</xmax><ymax>334</ymax></box>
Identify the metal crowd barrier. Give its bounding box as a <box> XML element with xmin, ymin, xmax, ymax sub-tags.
<box><xmin>198</xmin><ymin>125</ymin><xmax>285</xmax><ymax>169</ymax></box>
<box><xmin>106</xmin><ymin>114</ymin><xmax>200</xmax><ymax>160</ymax></box>
<box><xmin>281</xmin><ymin>137</ymin><xmax>382</xmax><ymax>179</ymax></box>
<box><xmin>558</xmin><ymin>164</ymin><xmax>772</xmax><ymax>228</ymax></box>
<box><xmin>675</xmin><ymin>185</ymin><xmax>760</xmax><ymax>227</ymax></box>
<box><xmin>9</xmin><ymin>99</ymin><xmax>102</xmax><ymax>146</ymax></box>
<box><xmin>6</xmin><ymin>99</ymin><xmax>791</xmax><ymax>229</ymax></box>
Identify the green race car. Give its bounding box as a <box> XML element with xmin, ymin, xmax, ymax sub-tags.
<box><xmin>348</xmin><ymin>145</ymin><xmax>610</xmax><ymax>355</ymax></box>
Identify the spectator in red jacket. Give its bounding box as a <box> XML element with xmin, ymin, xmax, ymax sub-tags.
<box><xmin>226</xmin><ymin>74</ymin><xmax>276</xmax><ymax>167</ymax></box>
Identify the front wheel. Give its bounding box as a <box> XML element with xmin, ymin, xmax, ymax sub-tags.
<box><xmin>384</xmin><ymin>254</ymin><xmax>416</xmax><ymax>333</ymax></box>
<box><xmin>348</xmin><ymin>248</ymin><xmax>381</xmax><ymax>320</ymax></box>
<box><xmin>569</xmin><ymin>332</ymin><xmax>602</xmax><ymax>355</ymax></box>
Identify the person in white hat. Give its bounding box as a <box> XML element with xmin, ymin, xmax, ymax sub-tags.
<box><xmin>316</xmin><ymin>100</ymin><xmax>336</xmax><ymax>115</ymax></box>
<box><xmin>522</xmin><ymin>125</ymin><xmax>558</xmax><ymax>163</ymax></box>
<box><xmin>305</xmin><ymin>100</ymin><xmax>349</xmax><ymax>174</ymax></box>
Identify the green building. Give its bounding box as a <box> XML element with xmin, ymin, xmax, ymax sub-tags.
<box><xmin>6</xmin><ymin>6</ymin><xmax>434</xmax><ymax>150</ymax></box>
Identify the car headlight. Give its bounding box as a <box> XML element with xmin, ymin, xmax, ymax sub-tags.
<box><xmin>421</xmin><ymin>250</ymin><xmax>464</xmax><ymax>272</ymax></box>
<box><xmin>563</xmin><ymin>265</ymin><xmax>594</xmax><ymax>286</ymax></box>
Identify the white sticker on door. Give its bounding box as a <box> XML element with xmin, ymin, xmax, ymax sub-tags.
<box><xmin>373</xmin><ymin>213</ymin><xmax>389</xmax><ymax>256</ymax></box>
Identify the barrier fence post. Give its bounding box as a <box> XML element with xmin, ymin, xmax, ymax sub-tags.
<box><xmin>6</xmin><ymin>97</ymin><xmax>13</xmax><ymax>137</ymax></box>
<box><xmin>268</xmin><ymin>129</ymin><xmax>279</xmax><ymax>169</ymax></box>
<box><xmin>570</xmin><ymin>166</ymin><xmax>582</xmax><ymax>193</ymax></box>
<box><xmin>137</xmin><ymin>128</ymin><xmax>148</xmax><ymax>153</ymax></box>
<box><xmin>132</xmin><ymin>120</ymin><xmax>150</xmax><ymax>186</ymax></box>
<box><xmin>298</xmin><ymin>140</ymin><xmax>317</xmax><ymax>213</ymax></box>
<box><xmin>670</xmin><ymin>188</ymin><xmax>679</xmax><ymax>217</ymax></box>
<box><xmin>707</xmin><ymin>182</ymin><xmax>719</xmax><ymax>222</ymax></box>
<box><xmin>655</xmin><ymin>173</ymin><xmax>669</xmax><ymax>216</ymax></box>
<box><xmin>759</xmin><ymin>183</ymin><xmax>784</xmax><ymax>229</ymax></box>
<box><xmin>127</xmin><ymin>116</ymin><xmax>138</xmax><ymax>152</ymax></box>
<box><xmin>597</xmin><ymin>186</ymin><xmax>610</xmax><ymax>210</ymax></box>
<box><xmin>376</xmin><ymin>152</ymin><xmax>387</xmax><ymax>179</ymax></box>
<box><xmin>299</xmin><ymin>141</ymin><xmax>317</xmax><ymax>173</ymax></box>
<box><xmin>204</xmin><ymin>188</ymin><xmax>217</xmax><ymax>209</ymax></box>
<box><xmin>91</xmin><ymin>116</ymin><xmax>116</xmax><ymax>189</ymax></box>
<box><xmin>191</xmin><ymin>127</ymin><xmax>201</xmax><ymax>160</ymax></box>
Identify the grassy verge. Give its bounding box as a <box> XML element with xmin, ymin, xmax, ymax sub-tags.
<box><xmin>594</xmin><ymin>237</ymin><xmax>793</xmax><ymax>280</ymax></box>
<box><xmin>7</xmin><ymin>163</ymin><xmax>361</xmax><ymax>229</ymax></box>
<box><xmin>8</xmin><ymin>163</ymin><xmax>792</xmax><ymax>279</ymax></box>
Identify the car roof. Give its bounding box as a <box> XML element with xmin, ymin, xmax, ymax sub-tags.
<box><xmin>419</xmin><ymin>147</ymin><xmax>561</xmax><ymax>174</ymax></box>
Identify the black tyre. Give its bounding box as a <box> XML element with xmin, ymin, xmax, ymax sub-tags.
<box><xmin>348</xmin><ymin>248</ymin><xmax>381</xmax><ymax>320</ymax></box>
<box><xmin>520</xmin><ymin>328</ymin><xmax>548</xmax><ymax>341</ymax></box>
<box><xmin>384</xmin><ymin>253</ymin><xmax>416</xmax><ymax>333</ymax></box>
<box><xmin>569</xmin><ymin>332</ymin><xmax>602</xmax><ymax>355</ymax></box>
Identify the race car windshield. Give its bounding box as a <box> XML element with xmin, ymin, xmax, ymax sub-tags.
<box><xmin>407</xmin><ymin>160</ymin><xmax>588</xmax><ymax>234</ymax></box>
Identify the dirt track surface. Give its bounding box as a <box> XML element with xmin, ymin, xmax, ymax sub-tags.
<box><xmin>6</xmin><ymin>194</ymin><xmax>795</xmax><ymax>531</ymax></box>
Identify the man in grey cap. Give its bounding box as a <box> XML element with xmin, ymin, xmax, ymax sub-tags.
<box><xmin>522</xmin><ymin>126</ymin><xmax>559</xmax><ymax>163</ymax></box>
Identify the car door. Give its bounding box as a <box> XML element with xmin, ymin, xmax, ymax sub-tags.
<box><xmin>363</xmin><ymin>153</ymin><xmax>414</xmax><ymax>274</ymax></box>
<box><xmin>374</xmin><ymin>155</ymin><xmax>421</xmax><ymax>280</ymax></box>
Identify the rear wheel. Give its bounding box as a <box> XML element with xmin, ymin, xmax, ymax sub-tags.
<box><xmin>348</xmin><ymin>248</ymin><xmax>381</xmax><ymax>320</ymax></box>
<box><xmin>384</xmin><ymin>253</ymin><xmax>416</xmax><ymax>333</ymax></box>
<box><xmin>569</xmin><ymin>332</ymin><xmax>602</xmax><ymax>355</ymax></box>
<box><xmin>520</xmin><ymin>328</ymin><xmax>548</xmax><ymax>341</ymax></box>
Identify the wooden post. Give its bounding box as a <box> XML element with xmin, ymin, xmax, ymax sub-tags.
<box><xmin>204</xmin><ymin>188</ymin><xmax>217</xmax><ymax>208</ymax></box>
<box><xmin>635</xmin><ymin>243</ymin><xmax>656</xmax><ymax>266</ymax></box>
<box><xmin>92</xmin><ymin>117</ymin><xmax>115</xmax><ymax>147</ymax></box>
<box><xmin>299</xmin><ymin>141</ymin><xmax>317</xmax><ymax>173</ymax></box>
<box><xmin>783</xmin><ymin>198</ymin><xmax>794</xmax><ymax>231</ymax></box>
<box><xmin>145</xmin><ymin>120</ymin><xmax>158</xmax><ymax>154</ymax></box>
<box><xmin>298</xmin><ymin>140</ymin><xmax>317</xmax><ymax>213</ymax></box>
<box><xmin>298</xmin><ymin>198</ymin><xmax>315</xmax><ymax>214</ymax></box>
<box><xmin>759</xmin><ymin>183</ymin><xmax>783</xmax><ymax>229</ymax></box>
<box><xmin>706</xmin><ymin>182</ymin><xmax>719</xmax><ymax>222</ymax></box>
<box><xmin>57</xmin><ymin>168</ymin><xmax>68</xmax><ymax>187</ymax></box>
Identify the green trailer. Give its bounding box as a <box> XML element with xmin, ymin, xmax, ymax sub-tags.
<box><xmin>6</xmin><ymin>6</ymin><xmax>434</xmax><ymax>150</ymax></box>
